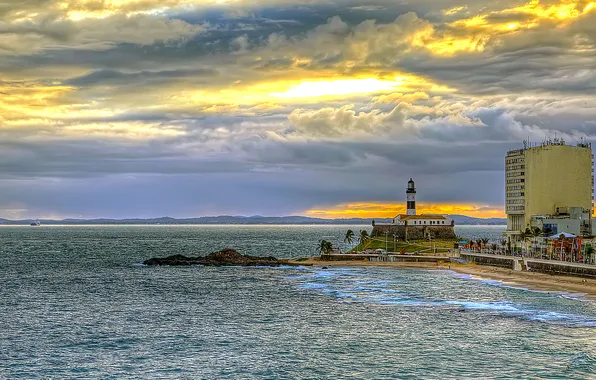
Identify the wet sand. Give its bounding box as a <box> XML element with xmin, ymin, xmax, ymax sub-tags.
<box><xmin>291</xmin><ymin>258</ymin><xmax>596</xmax><ymax>299</ymax></box>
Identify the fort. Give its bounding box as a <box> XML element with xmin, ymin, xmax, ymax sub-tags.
<box><xmin>371</xmin><ymin>223</ymin><xmax>456</xmax><ymax>241</ymax></box>
<box><xmin>371</xmin><ymin>178</ymin><xmax>457</xmax><ymax>241</ymax></box>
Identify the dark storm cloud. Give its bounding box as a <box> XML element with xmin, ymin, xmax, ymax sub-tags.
<box><xmin>64</xmin><ymin>68</ymin><xmax>218</xmax><ymax>87</ymax></box>
<box><xmin>399</xmin><ymin>46</ymin><xmax>596</xmax><ymax>95</ymax></box>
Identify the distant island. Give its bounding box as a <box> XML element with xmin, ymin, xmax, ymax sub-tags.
<box><xmin>0</xmin><ymin>215</ymin><xmax>506</xmax><ymax>225</ymax></box>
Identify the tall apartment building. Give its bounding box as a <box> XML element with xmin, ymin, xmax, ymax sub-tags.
<box><xmin>505</xmin><ymin>139</ymin><xmax>594</xmax><ymax>238</ymax></box>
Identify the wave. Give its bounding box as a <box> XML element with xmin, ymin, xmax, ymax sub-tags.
<box><xmin>285</xmin><ymin>267</ymin><xmax>596</xmax><ymax>327</ymax></box>
<box><xmin>445</xmin><ymin>270</ymin><xmax>592</xmax><ymax>298</ymax></box>
<box><xmin>300</xmin><ymin>282</ymin><xmax>329</xmax><ymax>290</ymax></box>
<box><xmin>444</xmin><ymin>300</ymin><xmax>520</xmax><ymax>312</ymax></box>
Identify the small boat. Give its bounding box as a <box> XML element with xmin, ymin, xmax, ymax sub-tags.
<box><xmin>30</xmin><ymin>219</ymin><xmax>41</xmax><ymax>226</ymax></box>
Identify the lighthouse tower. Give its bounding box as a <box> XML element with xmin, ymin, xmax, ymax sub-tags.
<box><xmin>406</xmin><ymin>178</ymin><xmax>416</xmax><ymax>215</ymax></box>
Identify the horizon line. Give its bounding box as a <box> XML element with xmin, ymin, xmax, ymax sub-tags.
<box><xmin>0</xmin><ymin>214</ymin><xmax>507</xmax><ymax>222</ymax></box>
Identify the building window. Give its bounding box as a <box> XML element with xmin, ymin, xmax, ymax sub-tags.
<box><xmin>507</xmin><ymin>192</ymin><xmax>525</xmax><ymax>198</ymax></box>
<box><xmin>442</xmin><ymin>221</ymin><xmax>445</xmax><ymax>224</ymax></box>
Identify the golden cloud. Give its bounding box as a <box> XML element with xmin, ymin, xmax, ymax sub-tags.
<box><xmin>405</xmin><ymin>0</ymin><xmax>596</xmax><ymax>56</ymax></box>
<box><xmin>304</xmin><ymin>202</ymin><xmax>506</xmax><ymax>219</ymax></box>
<box><xmin>180</xmin><ymin>72</ymin><xmax>452</xmax><ymax>108</ymax></box>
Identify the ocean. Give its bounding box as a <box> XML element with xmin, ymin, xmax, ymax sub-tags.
<box><xmin>1</xmin><ymin>225</ymin><xmax>595</xmax><ymax>378</ymax></box>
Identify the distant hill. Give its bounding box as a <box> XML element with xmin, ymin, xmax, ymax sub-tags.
<box><xmin>0</xmin><ymin>215</ymin><xmax>506</xmax><ymax>225</ymax></box>
<box><xmin>449</xmin><ymin>215</ymin><xmax>506</xmax><ymax>225</ymax></box>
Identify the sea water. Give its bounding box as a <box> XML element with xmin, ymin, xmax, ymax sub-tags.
<box><xmin>0</xmin><ymin>225</ymin><xmax>594</xmax><ymax>379</ymax></box>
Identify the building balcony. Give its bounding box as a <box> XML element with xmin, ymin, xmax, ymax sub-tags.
<box><xmin>507</xmin><ymin>149</ymin><xmax>524</xmax><ymax>157</ymax></box>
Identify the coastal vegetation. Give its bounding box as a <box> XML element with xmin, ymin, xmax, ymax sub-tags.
<box><xmin>318</xmin><ymin>240</ymin><xmax>333</xmax><ymax>254</ymax></box>
<box><xmin>346</xmin><ymin>231</ymin><xmax>455</xmax><ymax>254</ymax></box>
<box><xmin>355</xmin><ymin>230</ymin><xmax>370</xmax><ymax>250</ymax></box>
<box><xmin>344</xmin><ymin>229</ymin><xmax>354</xmax><ymax>245</ymax></box>
<box><xmin>335</xmin><ymin>229</ymin><xmax>508</xmax><ymax>255</ymax></box>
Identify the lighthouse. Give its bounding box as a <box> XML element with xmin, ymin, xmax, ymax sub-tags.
<box><xmin>406</xmin><ymin>178</ymin><xmax>416</xmax><ymax>215</ymax></box>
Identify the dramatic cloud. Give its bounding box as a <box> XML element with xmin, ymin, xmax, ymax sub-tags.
<box><xmin>1</xmin><ymin>0</ymin><xmax>596</xmax><ymax>218</ymax></box>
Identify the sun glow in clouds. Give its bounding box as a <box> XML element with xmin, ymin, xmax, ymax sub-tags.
<box><xmin>451</xmin><ymin>0</ymin><xmax>596</xmax><ymax>31</ymax></box>
<box><xmin>424</xmin><ymin>0</ymin><xmax>596</xmax><ymax>55</ymax></box>
<box><xmin>305</xmin><ymin>203</ymin><xmax>506</xmax><ymax>219</ymax></box>
<box><xmin>270</xmin><ymin>78</ymin><xmax>406</xmax><ymax>99</ymax></box>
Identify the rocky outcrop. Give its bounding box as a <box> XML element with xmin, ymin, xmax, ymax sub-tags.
<box><xmin>143</xmin><ymin>248</ymin><xmax>310</xmax><ymax>267</ymax></box>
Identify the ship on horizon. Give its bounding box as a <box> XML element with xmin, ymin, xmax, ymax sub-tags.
<box><xmin>30</xmin><ymin>219</ymin><xmax>41</xmax><ymax>226</ymax></box>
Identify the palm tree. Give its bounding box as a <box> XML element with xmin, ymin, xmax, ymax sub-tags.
<box><xmin>359</xmin><ymin>230</ymin><xmax>369</xmax><ymax>249</ymax></box>
<box><xmin>519</xmin><ymin>228</ymin><xmax>532</xmax><ymax>257</ymax></box>
<box><xmin>481</xmin><ymin>238</ymin><xmax>489</xmax><ymax>253</ymax></box>
<box><xmin>344</xmin><ymin>229</ymin><xmax>355</xmax><ymax>246</ymax></box>
<box><xmin>518</xmin><ymin>230</ymin><xmax>526</xmax><ymax>256</ymax></box>
<box><xmin>318</xmin><ymin>240</ymin><xmax>333</xmax><ymax>255</ymax></box>
<box><xmin>531</xmin><ymin>227</ymin><xmax>542</xmax><ymax>258</ymax></box>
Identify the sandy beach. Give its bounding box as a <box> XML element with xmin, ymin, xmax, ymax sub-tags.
<box><xmin>292</xmin><ymin>258</ymin><xmax>596</xmax><ymax>299</ymax></box>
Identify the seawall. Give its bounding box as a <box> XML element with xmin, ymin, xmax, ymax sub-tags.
<box><xmin>371</xmin><ymin>224</ymin><xmax>456</xmax><ymax>240</ymax></box>
<box><xmin>320</xmin><ymin>254</ymin><xmax>449</xmax><ymax>263</ymax></box>
<box><xmin>525</xmin><ymin>259</ymin><xmax>596</xmax><ymax>278</ymax></box>
<box><xmin>461</xmin><ymin>253</ymin><xmax>596</xmax><ymax>278</ymax></box>
<box><xmin>460</xmin><ymin>253</ymin><xmax>521</xmax><ymax>270</ymax></box>
<box><xmin>320</xmin><ymin>254</ymin><xmax>368</xmax><ymax>261</ymax></box>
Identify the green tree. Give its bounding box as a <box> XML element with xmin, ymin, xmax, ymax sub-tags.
<box><xmin>359</xmin><ymin>230</ymin><xmax>370</xmax><ymax>249</ymax></box>
<box><xmin>318</xmin><ymin>240</ymin><xmax>333</xmax><ymax>255</ymax></box>
<box><xmin>542</xmin><ymin>226</ymin><xmax>553</xmax><ymax>237</ymax></box>
<box><xmin>519</xmin><ymin>230</ymin><xmax>528</xmax><ymax>256</ymax></box>
<box><xmin>531</xmin><ymin>227</ymin><xmax>542</xmax><ymax>258</ymax></box>
<box><xmin>585</xmin><ymin>246</ymin><xmax>594</xmax><ymax>264</ymax></box>
<box><xmin>519</xmin><ymin>228</ymin><xmax>533</xmax><ymax>257</ymax></box>
<box><xmin>344</xmin><ymin>229</ymin><xmax>355</xmax><ymax>246</ymax></box>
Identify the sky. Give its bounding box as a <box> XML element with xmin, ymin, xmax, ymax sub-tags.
<box><xmin>1</xmin><ymin>0</ymin><xmax>596</xmax><ymax>219</ymax></box>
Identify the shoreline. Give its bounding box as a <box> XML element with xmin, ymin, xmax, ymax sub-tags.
<box><xmin>292</xmin><ymin>258</ymin><xmax>596</xmax><ymax>299</ymax></box>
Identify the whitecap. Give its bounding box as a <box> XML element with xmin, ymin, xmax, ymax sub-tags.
<box><xmin>313</xmin><ymin>271</ymin><xmax>337</xmax><ymax>278</ymax></box>
<box><xmin>321</xmin><ymin>289</ymin><xmax>359</xmax><ymax>300</ymax></box>
<box><xmin>448</xmin><ymin>272</ymin><xmax>474</xmax><ymax>280</ymax></box>
<box><xmin>299</xmin><ymin>283</ymin><xmax>328</xmax><ymax>290</ymax></box>
<box><xmin>444</xmin><ymin>300</ymin><xmax>521</xmax><ymax>312</ymax></box>
<box><xmin>526</xmin><ymin>311</ymin><xmax>596</xmax><ymax>327</ymax></box>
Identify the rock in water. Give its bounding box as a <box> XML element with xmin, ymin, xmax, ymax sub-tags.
<box><xmin>142</xmin><ymin>248</ymin><xmax>310</xmax><ymax>267</ymax></box>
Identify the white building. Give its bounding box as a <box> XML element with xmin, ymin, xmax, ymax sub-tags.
<box><xmin>393</xmin><ymin>214</ymin><xmax>453</xmax><ymax>226</ymax></box>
